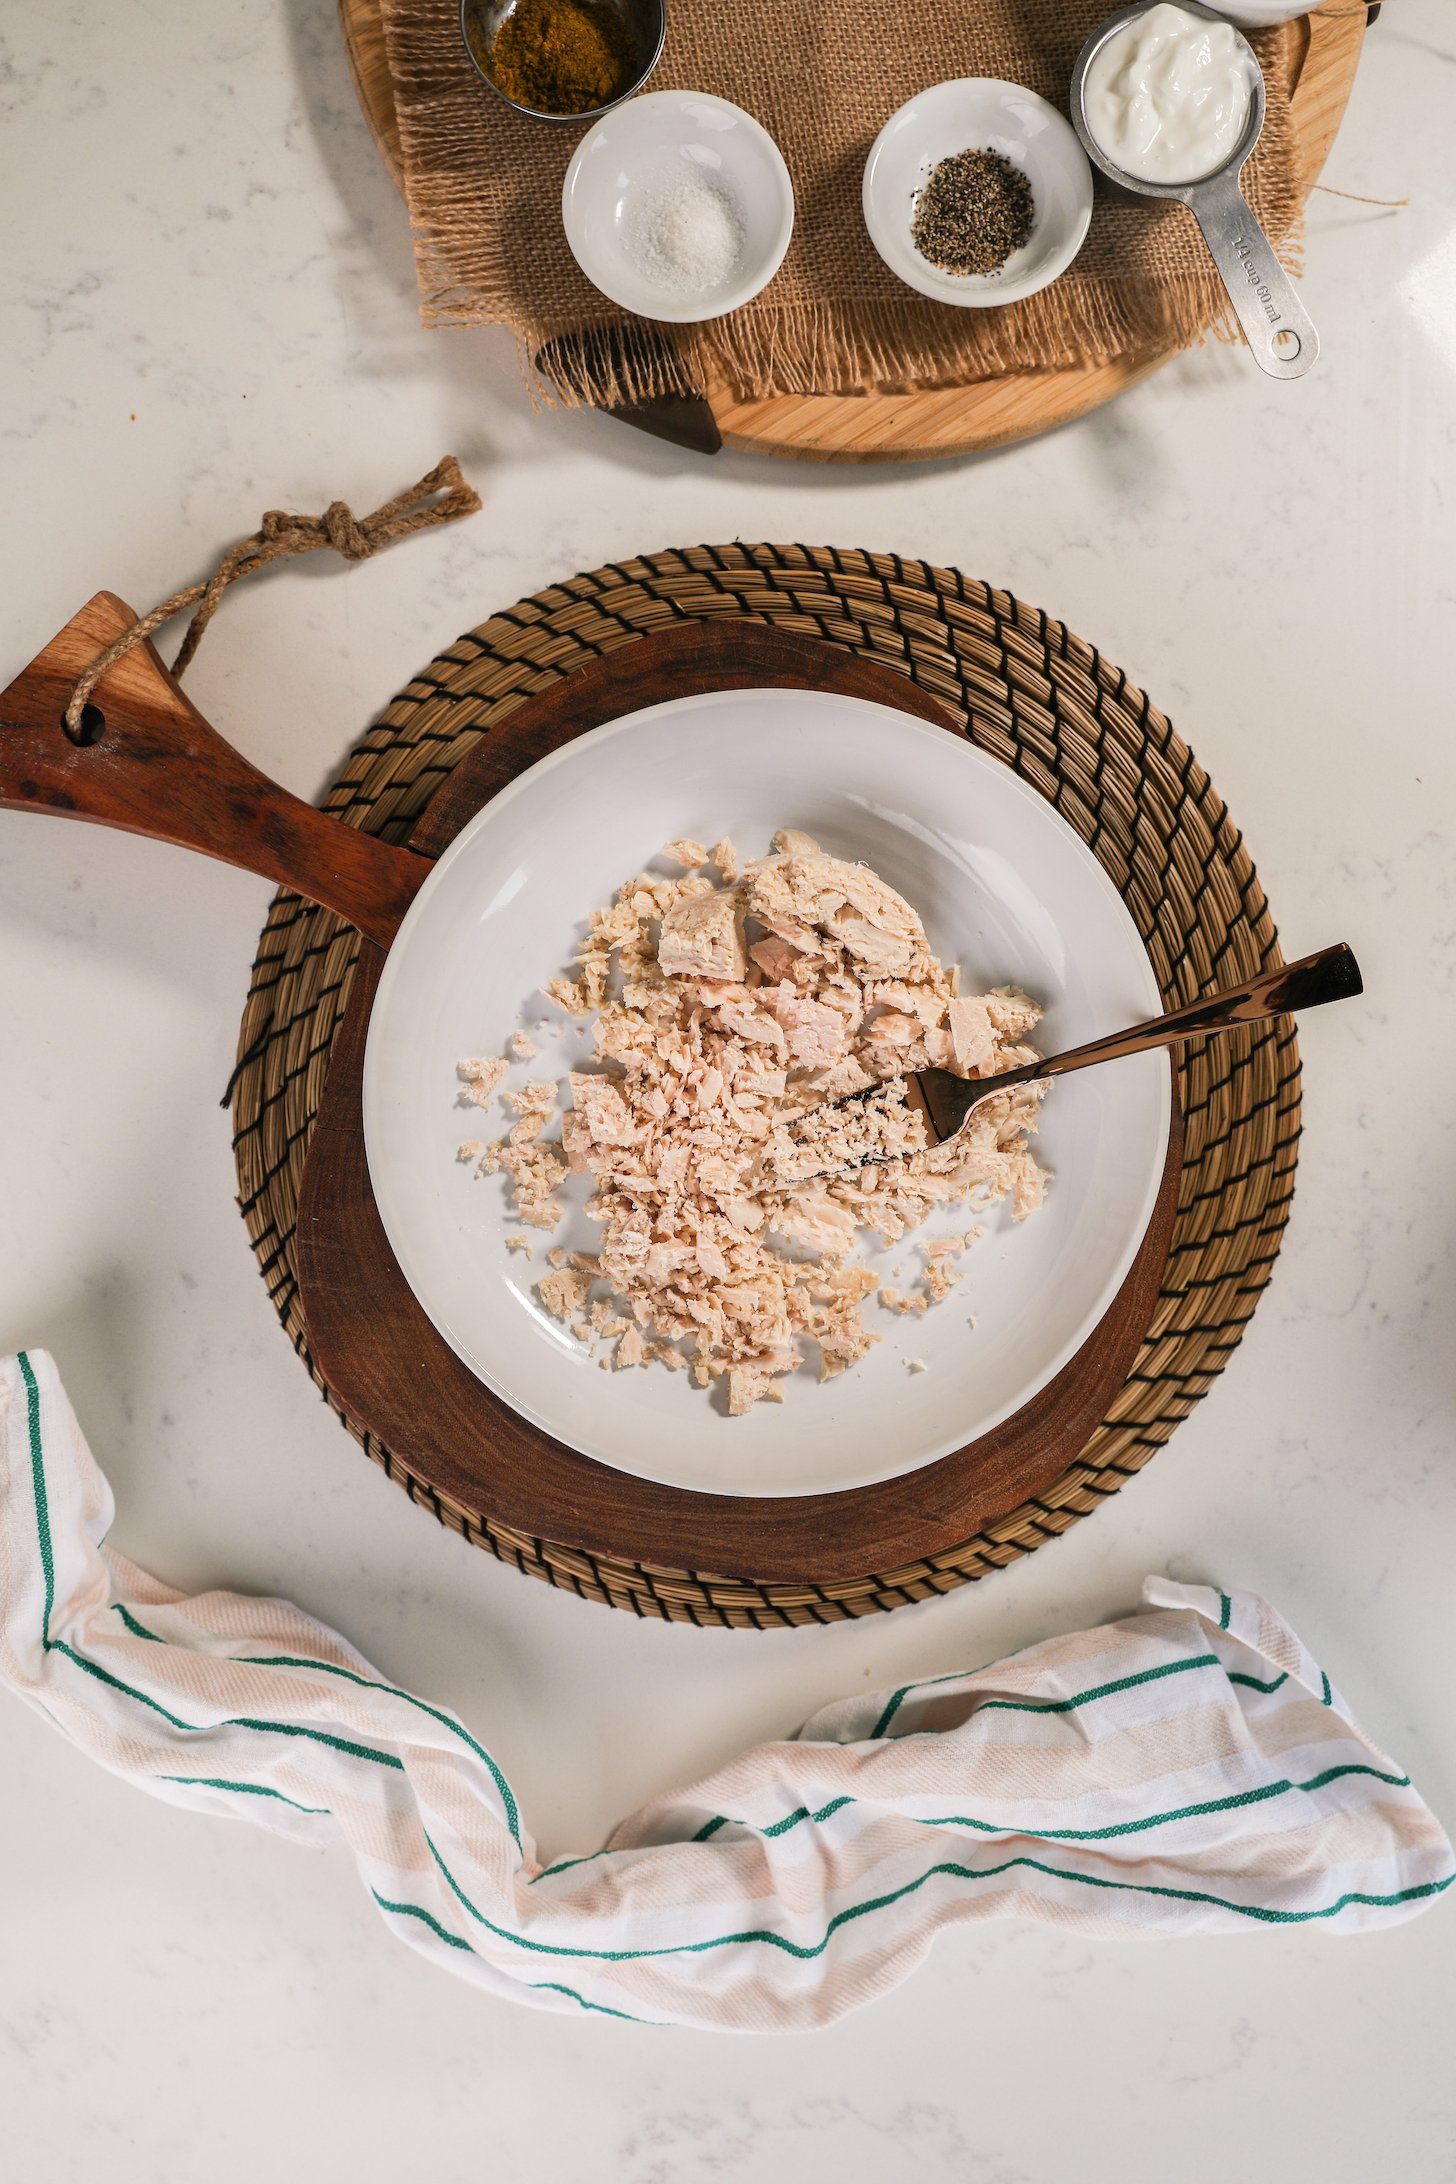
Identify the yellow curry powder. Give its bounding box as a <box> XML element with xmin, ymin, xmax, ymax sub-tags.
<box><xmin>479</xmin><ymin>0</ymin><xmax>633</xmax><ymax>115</ymax></box>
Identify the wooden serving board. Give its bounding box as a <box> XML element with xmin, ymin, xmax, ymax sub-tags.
<box><xmin>339</xmin><ymin>0</ymin><xmax>1364</xmax><ymax>462</ymax></box>
<box><xmin>0</xmin><ymin>594</ymin><xmax>1180</xmax><ymax>1591</ymax></box>
<box><xmin>295</xmin><ymin>620</ymin><xmax>1183</xmax><ymax>1583</ymax></box>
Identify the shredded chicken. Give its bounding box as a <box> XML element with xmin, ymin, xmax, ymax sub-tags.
<box><xmin>461</xmin><ymin>830</ymin><xmax>1049</xmax><ymax>1411</ymax></box>
<box><xmin>457</xmin><ymin>1055</ymin><xmax>508</xmax><ymax>1108</ymax></box>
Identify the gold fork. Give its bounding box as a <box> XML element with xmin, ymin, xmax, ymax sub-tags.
<box><xmin>781</xmin><ymin>942</ymin><xmax>1362</xmax><ymax>1177</ymax></box>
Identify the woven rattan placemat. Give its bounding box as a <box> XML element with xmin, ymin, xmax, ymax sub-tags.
<box><xmin>230</xmin><ymin>545</ymin><xmax>1299</xmax><ymax>1627</ymax></box>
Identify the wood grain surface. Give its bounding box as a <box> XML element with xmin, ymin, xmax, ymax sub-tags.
<box><xmin>337</xmin><ymin>0</ymin><xmax>1364</xmax><ymax>462</ymax></box>
<box><xmin>0</xmin><ymin>597</ymin><xmax>1184</xmax><ymax>1581</ymax></box>
<box><xmin>295</xmin><ymin>621</ymin><xmax>1184</xmax><ymax>1581</ymax></box>
<box><xmin>0</xmin><ymin>591</ymin><xmax>431</xmax><ymax>950</ymax></box>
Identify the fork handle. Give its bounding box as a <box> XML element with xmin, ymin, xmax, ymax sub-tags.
<box><xmin>1031</xmin><ymin>942</ymin><xmax>1363</xmax><ymax>1085</ymax></box>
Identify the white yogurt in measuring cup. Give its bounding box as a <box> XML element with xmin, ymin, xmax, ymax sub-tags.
<box><xmin>1083</xmin><ymin>3</ymin><xmax>1254</xmax><ymax>184</ymax></box>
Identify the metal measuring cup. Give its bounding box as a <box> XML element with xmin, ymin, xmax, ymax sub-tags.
<box><xmin>1069</xmin><ymin>0</ymin><xmax>1318</xmax><ymax>380</ymax></box>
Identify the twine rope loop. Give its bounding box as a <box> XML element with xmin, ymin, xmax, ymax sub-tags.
<box><xmin>65</xmin><ymin>456</ymin><xmax>481</xmax><ymax>736</ymax></box>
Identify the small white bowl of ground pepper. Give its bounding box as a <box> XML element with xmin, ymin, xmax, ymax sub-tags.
<box><xmin>863</xmin><ymin>80</ymin><xmax>1093</xmax><ymax>307</ymax></box>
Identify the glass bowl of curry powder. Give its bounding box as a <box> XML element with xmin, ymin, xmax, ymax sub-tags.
<box><xmin>462</xmin><ymin>0</ymin><xmax>666</xmax><ymax>121</ymax></box>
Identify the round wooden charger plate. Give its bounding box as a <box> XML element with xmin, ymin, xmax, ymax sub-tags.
<box><xmin>230</xmin><ymin>546</ymin><xmax>1302</xmax><ymax>1625</ymax></box>
<box><xmin>290</xmin><ymin>620</ymin><xmax>1183</xmax><ymax>1590</ymax></box>
<box><xmin>338</xmin><ymin>0</ymin><xmax>1363</xmax><ymax>461</ymax></box>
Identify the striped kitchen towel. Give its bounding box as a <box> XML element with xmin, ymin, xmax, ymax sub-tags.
<box><xmin>2</xmin><ymin>1350</ymin><xmax>1450</xmax><ymax>2031</ymax></box>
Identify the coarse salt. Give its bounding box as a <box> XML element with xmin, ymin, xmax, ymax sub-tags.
<box><xmin>621</xmin><ymin>174</ymin><xmax>745</xmax><ymax>297</ymax></box>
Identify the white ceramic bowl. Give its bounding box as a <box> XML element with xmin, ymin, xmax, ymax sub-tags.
<box><xmin>562</xmin><ymin>89</ymin><xmax>794</xmax><ymax>323</ymax></box>
<box><xmin>362</xmin><ymin>688</ymin><xmax>1171</xmax><ymax>1501</ymax></box>
<box><xmin>864</xmin><ymin>79</ymin><xmax>1094</xmax><ymax>307</ymax></box>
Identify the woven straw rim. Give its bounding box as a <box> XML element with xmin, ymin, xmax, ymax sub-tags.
<box><xmin>230</xmin><ymin>545</ymin><xmax>1299</xmax><ymax>1626</ymax></box>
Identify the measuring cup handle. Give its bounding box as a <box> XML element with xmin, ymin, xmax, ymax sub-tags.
<box><xmin>1190</xmin><ymin>171</ymin><xmax>1319</xmax><ymax>381</ymax></box>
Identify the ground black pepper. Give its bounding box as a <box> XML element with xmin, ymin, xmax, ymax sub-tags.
<box><xmin>911</xmin><ymin>148</ymin><xmax>1036</xmax><ymax>278</ymax></box>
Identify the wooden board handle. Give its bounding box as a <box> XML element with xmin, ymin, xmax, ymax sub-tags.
<box><xmin>0</xmin><ymin>591</ymin><xmax>430</xmax><ymax>948</ymax></box>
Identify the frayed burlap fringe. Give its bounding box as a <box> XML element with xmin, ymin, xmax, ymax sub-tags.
<box><xmin>481</xmin><ymin>239</ymin><xmax>1301</xmax><ymax>409</ymax></box>
<box><xmin>380</xmin><ymin>0</ymin><xmax>1306</xmax><ymax>407</ymax></box>
<box><xmin>509</xmin><ymin>280</ymin><xmax>1254</xmax><ymax>410</ymax></box>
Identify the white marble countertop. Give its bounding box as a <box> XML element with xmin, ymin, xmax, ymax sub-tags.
<box><xmin>3</xmin><ymin>1</ymin><xmax>1454</xmax><ymax>2174</ymax></box>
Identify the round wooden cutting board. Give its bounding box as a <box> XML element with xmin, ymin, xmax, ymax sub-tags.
<box><xmin>340</xmin><ymin>0</ymin><xmax>1363</xmax><ymax>460</ymax></box>
<box><xmin>342</xmin><ymin>5</ymin><xmax>1363</xmax><ymax>451</ymax></box>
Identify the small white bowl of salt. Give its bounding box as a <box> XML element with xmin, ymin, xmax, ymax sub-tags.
<box><xmin>562</xmin><ymin>90</ymin><xmax>794</xmax><ymax>323</ymax></box>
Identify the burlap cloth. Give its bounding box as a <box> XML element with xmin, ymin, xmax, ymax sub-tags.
<box><xmin>380</xmin><ymin>0</ymin><xmax>1307</xmax><ymax>403</ymax></box>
